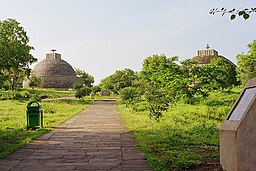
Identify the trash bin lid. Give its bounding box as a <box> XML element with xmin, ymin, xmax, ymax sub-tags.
<box><xmin>27</xmin><ymin>101</ymin><xmax>42</xmax><ymax>108</ymax></box>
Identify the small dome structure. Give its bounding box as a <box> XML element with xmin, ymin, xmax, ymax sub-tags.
<box><xmin>192</xmin><ymin>45</ymin><xmax>234</xmax><ymax>66</ymax></box>
<box><xmin>32</xmin><ymin>50</ymin><xmax>78</xmax><ymax>88</ymax></box>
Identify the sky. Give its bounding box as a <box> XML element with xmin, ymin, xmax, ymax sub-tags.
<box><xmin>0</xmin><ymin>0</ymin><xmax>255</xmax><ymax>84</ymax></box>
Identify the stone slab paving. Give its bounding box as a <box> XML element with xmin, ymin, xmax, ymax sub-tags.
<box><xmin>0</xmin><ymin>100</ymin><xmax>151</xmax><ymax>171</ymax></box>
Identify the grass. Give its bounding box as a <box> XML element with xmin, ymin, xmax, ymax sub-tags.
<box><xmin>0</xmin><ymin>98</ymin><xmax>91</xmax><ymax>158</ymax></box>
<box><xmin>0</xmin><ymin>88</ymin><xmax>76</xmax><ymax>101</ymax></box>
<box><xmin>24</xmin><ymin>88</ymin><xmax>76</xmax><ymax>98</ymax></box>
<box><xmin>117</xmin><ymin>89</ymin><xmax>241</xmax><ymax>170</ymax></box>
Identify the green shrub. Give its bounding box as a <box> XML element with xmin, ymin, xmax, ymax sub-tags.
<box><xmin>132</xmin><ymin>101</ymin><xmax>149</xmax><ymax>111</ymax></box>
<box><xmin>0</xmin><ymin>90</ymin><xmax>33</xmax><ymax>100</ymax></box>
<box><xmin>18</xmin><ymin>91</ymin><xmax>31</xmax><ymax>99</ymax></box>
<box><xmin>206</xmin><ymin>106</ymin><xmax>230</xmax><ymax>121</ymax></box>
<box><xmin>120</xmin><ymin>87</ymin><xmax>139</xmax><ymax>107</ymax></box>
<box><xmin>75</xmin><ymin>87</ymin><xmax>91</xmax><ymax>98</ymax></box>
<box><xmin>173</xmin><ymin>151</ymin><xmax>200</xmax><ymax>169</ymax></box>
<box><xmin>189</xmin><ymin>124</ymin><xmax>219</xmax><ymax>146</ymax></box>
<box><xmin>73</xmin><ymin>82</ymin><xmax>83</xmax><ymax>90</ymax></box>
<box><xmin>0</xmin><ymin>90</ymin><xmax>16</xmax><ymax>100</ymax></box>
<box><xmin>29</xmin><ymin>94</ymin><xmax>41</xmax><ymax>102</ymax></box>
<box><xmin>204</xmin><ymin>99</ymin><xmax>224</xmax><ymax>106</ymax></box>
<box><xmin>43</xmin><ymin>105</ymin><xmax>56</xmax><ymax>114</ymax></box>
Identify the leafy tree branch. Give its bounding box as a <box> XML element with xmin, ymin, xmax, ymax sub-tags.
<box><xmin>210</xmin><ymin>7</ymin><xmax>256</xmax><ymax>20</ymax></box>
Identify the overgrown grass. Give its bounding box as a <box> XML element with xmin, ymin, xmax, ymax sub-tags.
<box><xmin>0</xmin><ymin>98</ymin><xmax>91</xmax><ymax>158</ymax></box>
<box><xmin>117</xmin><ymin>89</ymin><xmax>241</xmax><ymax>170</ymax></box>
<box><xmin>24</xmin><ymin>88</ymin><xmax>76</xmax><ymax>99</ymax></box>
<box><xmin>0</xmin><ymin>88</ymin><xmax>76</xmax><ymax>100</ymax></box>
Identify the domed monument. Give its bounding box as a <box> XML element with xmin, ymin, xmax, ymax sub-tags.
<box><xmin>192</xmin><ymin>44</ymin><xmax>234</xmax><ymax>66</ymax></box>
<box><xmin>31</xmin><ymin>50</ymin><xmax>78</xmax><ymax>88</ymax></box>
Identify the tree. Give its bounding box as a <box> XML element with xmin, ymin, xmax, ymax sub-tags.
<box><xmin>120</xmin><ymin>87</ymin><xmax>140</xmax><ymax>107</ymax></box>
<box><xmin>75</xmin><ymin>87</ymin><xmax>92</xmax><ymax>99</ymax></box>
<box><xmin>0</xmin><ymin>18</ymin><xmax>36</xmax><ymax>90</ymax></box>
<box><xmin>141</xmin><ymin>55</ymin><xmax>182</xmax><ymax>88</ymax></box>
<box><xmin>74</xmin><ymin>68</ymin><xmax>94</xmax><ymax>87</ymax></box>
<box><xmin>179</xmin><ymin>57</ymin><xmax>239</xmax><ymax>92</ymax></box>
<box><xmin>1</xmin><ymin>68</ymin><xmax>28</xmax><ymax>90</ymax></box>
<box><xmin>91</xmin><ymin>85</ymin><xmax>101</xmax><ymax>94</ymax></box>
<box><xmin>145</xmin><ymin>84</ymin><xmax>170</xmax><ymax>121</ymax></box>
<box><xmin>140</xmin><ymin>55</ymin><xmax>206</xmax><ymax>104</ymax></box>
<box><xmin>0</xmin><ymin>19</ymin><xmax>36</xmax><ymax>71</ymax></box>
<box><xmin>28</xmin><ymin>75</ymin><xmax>41</xmax><ymax>89</ymax></box>
<box><xmin>236</xmin><ymin>40</ymin><xmax>256</xmax><ymax>85</ymax></box>
<box><xmin>72</xmin><ymin>82</ymin><xmax>83</xmax><ymax>90</ymax></box>
<box><xmin>0</xmin><ymin>72</ymin><xmax>7</xmax><ymax>89</ymax></box>
<box><xmin>180</xmin><ymin>59</ymin><xmax>209</xmax><ymax>103</ymax></box>
<box><xmin>100</xmin><ymin>68</ymin><xmax>137</xmax><ymax>94</ymax></box>
<box><xmin>140</xmin><ymin>54</ymin><xmax>182</xmax><ymax>119</ymax></box>
<box><xmin>207</xmin><ymin>58</ymin><xmax>238</xmax><ymax>90</ymax></box>
<box><xmin>210</xmin><ymin>7</ymin><xmax>256</xmax><ymax>20</ymax></box>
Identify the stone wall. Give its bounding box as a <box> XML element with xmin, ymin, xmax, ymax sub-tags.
<box><xmin>38</xmin><ymin>75</ymin><xmax>78</xmax><ymax>88</ymax></box>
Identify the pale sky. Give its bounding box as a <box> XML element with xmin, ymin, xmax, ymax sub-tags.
<box><xmin>0</xmin><ymin>0</ymin><xmax>255</xmax><ymax>84</ymax></box>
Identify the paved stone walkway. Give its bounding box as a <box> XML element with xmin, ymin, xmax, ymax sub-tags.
<box><xmin>0</xmin><ymin>100</ymin><xmax>151</xmax><ymax>171</ymax></box>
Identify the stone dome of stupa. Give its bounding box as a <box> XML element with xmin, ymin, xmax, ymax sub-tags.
<box><xmin>192</xmin><ymin>44</ymin><xmax>235</xmax><ymax>66</ymax></box>
<box><xmin>32</xmin><ymin>50</ymin><xmax>78</xmax><ymax>88</ymax></box>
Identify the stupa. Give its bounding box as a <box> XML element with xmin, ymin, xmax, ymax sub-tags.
<box><xmin>31</xmin><ymin>50</ymin><xmax>78</xmax><ymax>88</ymax></box>
<box><xmin>192</xmin><ymin>44</ymin><xmax>234</xmax><ymax>66</ymax></box>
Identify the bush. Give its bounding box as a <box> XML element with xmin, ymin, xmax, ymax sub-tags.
<box><xmin>73</xmin><ymin>82</ymin><xmax>83</xmax><ymax>90</ymax></box>
<box><xmin>205</xmin><ymin>106</ymin><xmax>230</xmax><ymax>121</ymax></box>
<box><xmin>18</xmin><ymin>91</ymin><xmax>32</xmax><ymax>99</ymax></box>
<box><xmin>43</xmin><ymin>104</ymin><xmax>56</xmax><ymax>114</ymax></box>
<box><xmin>75</xmin><ymin>87</ymin><xmax>92</xmax><ymax>98</ymax></box>
<box><xmin>204</xmin><ymin>99</ymin><xmax>224</xmax><ymax>106</ymax></box>
<box><xmin>0</xmin><ymin>89</ymin><xmax>33</xmax><ymax>100</ymax></box>
<box><xmin>120</xmin><ymin>87</ymin><xmax>139</xmax><ymax>106</ymax></box>
<box><xmin>29</xmin><ymin>94</ymin><xmax>42</xmax><ymax>102</ymax></box>
<box><xmin>132</xmin><ymin>101</ymin><xmax>149</xmax><ymax>112</ymax></box>
<box><xmin>0</xmin><ymin>90</ymin><xmax>15</xmax><ymax>100</ymax></box>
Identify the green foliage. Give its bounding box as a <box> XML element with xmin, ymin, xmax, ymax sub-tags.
<box><xmin>75</xmin><ymin>87</ymin><xmax>91</xmax><ymax>98</ymax></box>
<box><xmin>0</xmin><ymin>88</ymin><xmax>76</xmax><ymax>101</ymax></box>
<box><xmin>210</xmin><ymin>7</ymin><xmax>256</xmax><ymax>20</ymax></box>
<box><xmin>140</xmin><ymin>55</ymin><xmax>182</xmax><ymax>119</ymax></box>
<box><xmin>18</xmin><ymin>91</ymin><xmax>32</xmax><ymax>99</ymax></box>
<box><xmin>140</xmin><ymin>55</ymin><xmax>209</xmax><ymax>119</ymax></box>
<box><xmin>0</xmin><ymin>73</ymin><xmax>8</xmax><ymax>89</ymax></box>
<box><xmin>118</xmin><ymin>89</ymin><xmax>241</xmax><ymax>170</ymax></box>
<box><xmin>72</xmin><ymin>82</ymin><xmax>83</xmax><ymax>90</ymax></box>
<box><xmin>74</xmin><ymin>68</ymin><xmax>94</xmax><ymax>87</ymax></box>
<box><xmin>0</xmin><ymin>18</ymin><xmax>37</xmax><ymax>90</ymax></box>
<box><xmin>1</xmin><ymin>67</ymin><xmax>28</xmax><ymax>90</ymax></box>
<box><xmin>100</xmin><ymin>68</ymin><xmax>137</xmax><ymax>94</ymax></box>
<box><xmin>179</xmin><ymin>59</ymin><xmax>209</xmax><ymax>103</ymax></box>
<box><xmin>141</xmin><ymin>55</ymin><xmax>182</xmax><ymax>86</ymax></box>
<box><xmin>203</xmin><ymin>57</ymin><xmax>239</xmax><ymax>90</ymax></box>
<box><xmin>120</xmin><ymin>87</ymin><xmax>139</xmax><ymax>107</ymax></box>
<box><xmin>25</xmin><ymin>88</ymin><xmax>75</xmax><ymax>99</ymax></box>
<box><xmin>91</xmin><ymin>85</ymin><xmax>101</xmax><ymax>94</ymax></box>
<box><xmin>28</xmin><ymin>75</ymin><xmax>41</xmax><ymax>89</ymax></box>
<box><xmin>29</xmin><ymin>94</ymin><xmax>42</xmax><ymax>102</ymax></box>
<box><xmin>132</xmin><ymin>101</ymin><xmax>149</xmax><ymax>112</ymax></box>
<box><xmin>132</xmin><ymin>77</ymin><xmax>147</xmax><ymax>96</ymax></box>
<box><xmin>43</xmin><ymin>104</ymin><xmax>57</xmax><ymax>114</ymax></box>
<box><xmin>236</xmin><ymin>40</ymin><xmax>256</xmax><ymax>85</ymax></box>
<box><xmin>145</xmin><ymin>85</ymin><xmax>170</xmax><ymax>121</ymax></box>
<box><xmin>0</xmin><ymin>89</ymin><xmax>32</xmax><ymax>100</ymax></box>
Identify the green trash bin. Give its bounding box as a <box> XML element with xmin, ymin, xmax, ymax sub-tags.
<box><xmin>26</xmin><ymin>101</ymin><xmax>43</xmax><ymax>129</ymax></box>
